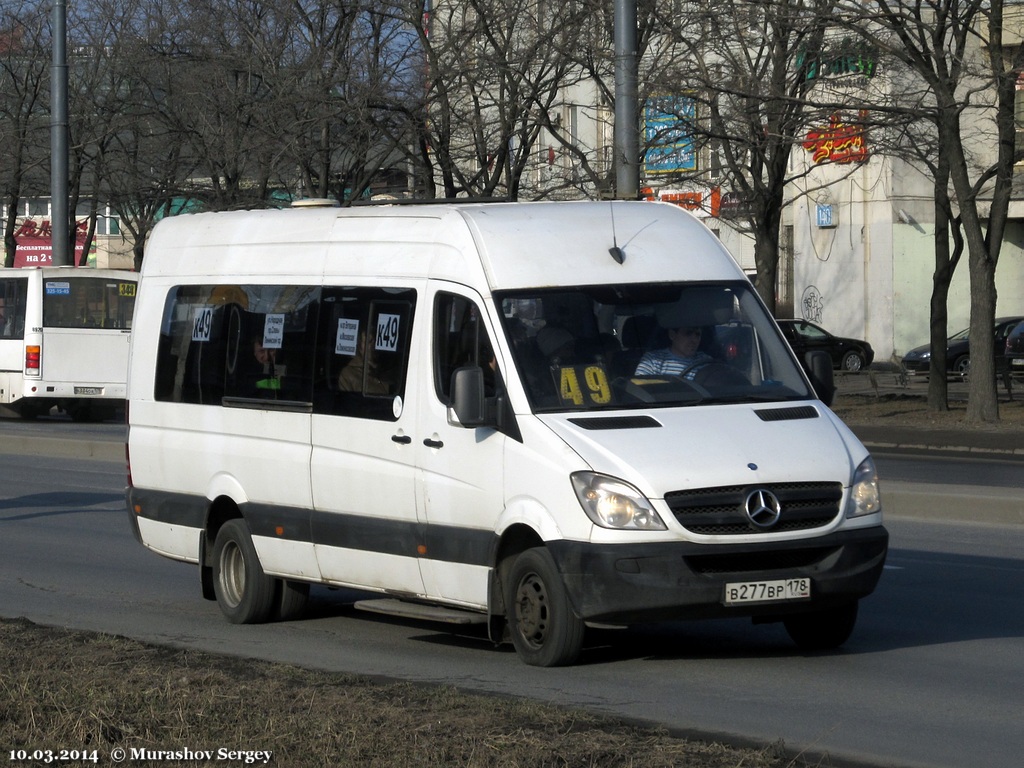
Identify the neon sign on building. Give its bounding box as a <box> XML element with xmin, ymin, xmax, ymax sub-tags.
<box><xmin>803</xmin><ymin>112</ymin><xmax>869</xmax><ymax>165</ymax></box>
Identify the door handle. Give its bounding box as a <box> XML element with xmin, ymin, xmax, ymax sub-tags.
<box><xmin>423</xmin><ymin>438</ymin><xmax>444</xmax><ymax>449</ymax></box>
<box><xmin>391</xmin><ymin>434</ymin><xmax>412</xmax><ymax>444</ymax></box>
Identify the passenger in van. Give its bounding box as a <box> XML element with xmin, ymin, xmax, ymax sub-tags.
<box><xmin>634</xmin><ymin>325</ymin><xmax>714</xmax><ymax>380</ymax></box>
<box><xmin>337</xmin><ymin>329</ymin><xmax>389</xmax><ymax>395</ymax></box>
<box><xmin>251</xmin><ymin>338</ymin><xmax>283</xmax><ymax>392</ymax></box>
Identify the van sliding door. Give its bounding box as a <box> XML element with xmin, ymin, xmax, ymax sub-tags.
<box><xmin>309</xmin><ymin>283</ymin><xmax>425</xmax><ymax>595</ymax></box>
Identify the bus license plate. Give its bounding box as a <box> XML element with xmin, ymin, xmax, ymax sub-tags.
<box><xmin>724</xmin><ymin>578</ymin><xmax>810</xmax><ymax>605</ymax></box>
<box><xmin>74</xmin><ymin>387</ymin><xmax>103</xmax><ymax>395</ymax></box>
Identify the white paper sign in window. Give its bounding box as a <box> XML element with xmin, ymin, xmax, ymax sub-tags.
<box><xmin>192</xmin><ymin>307</ymin><xmax>213</xmax><ymax>342</ymax></box>
<box><xmin>375</xmin><ymin>313</ymin><xmax>401</xmax><ymax>352</ymax></box>
<box><xmin>263</xmin><ymin>313</ymin><xmax>285</xmax><ymax>349</ymax></box>
<box><xmin>336</xmin><ymin>318</ymin><xmax>360</xmax><ymax>356</ymax></box>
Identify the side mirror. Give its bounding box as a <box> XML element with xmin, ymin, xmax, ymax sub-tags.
<box><xmin>449</xmin><ymin>365</ymin><xmax>487</xmax><ymax>427</ymax></box>
<box><xmin>805</xmin><ymin>350</ymin><xmax>835</xmax><ymax>406</ymax></box>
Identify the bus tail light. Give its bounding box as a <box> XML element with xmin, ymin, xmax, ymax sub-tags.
<box><xmin>25</xmin><ymin>345</ymin><xmax>41</xmax><ymax>374</ymax></box>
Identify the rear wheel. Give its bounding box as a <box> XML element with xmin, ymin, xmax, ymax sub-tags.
<box><xmin>953</xmin><ymin>355</ymin><xmax>971</xmax><ymax>377</ymax></box>
<box><xmin>212</xmin><ymin>519</ymin><xmax>275</xmax><ymax>624</ymax></box>
<box><xmin>783</xmin><ymin>601</ymin><xmax>858</xmax><ymax>651</ymax></box>
<box><xmin>505</xmin><ymin>548</ymin><xmax>585</xmax><ymax>667</ymax></box>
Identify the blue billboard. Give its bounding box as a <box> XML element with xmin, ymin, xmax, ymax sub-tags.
<box><xmin>644</xmin><ymin>96</ymin><xmax>697</xmax><ymax>174</ymax></box>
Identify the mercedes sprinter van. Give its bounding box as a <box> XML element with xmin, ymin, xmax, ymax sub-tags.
<box><xmin>125</xmin><ymin>201</ymin><xmax>887</xmax><ymax>666</ymax></box>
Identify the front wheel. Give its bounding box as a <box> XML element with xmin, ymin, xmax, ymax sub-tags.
<box><xmin>783</xmin><ymin>601</ymin><xmax>858</xmax><ymax>651</ymax></box>
<box><xmin>212</xmin><ymin>519</ymin><xmax>276</xmax><ymax>624</ymax></box>
<box><xmin>841</xmin><ymin>351</ymin><xmax>864</xmax><ymax>372</ymax></box>
<box><xmin>504</xmin><ymin>548</ymin><xmax>585</xmax><ymax>667</ymax></box>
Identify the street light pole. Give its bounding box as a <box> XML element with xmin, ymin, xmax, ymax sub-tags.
<box><xmin>613</xmin><ymin>0</ymin><xmax>639</xmax><ymax>200</ymax></box>
<box><xmin>51</xmin><ymin>0</ymin><xmax>70</xmax><ymax>266</ymax></box>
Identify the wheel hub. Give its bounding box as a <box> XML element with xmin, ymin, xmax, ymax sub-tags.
<box><xmin>515</xmin><ymin>574</ymin><xmax>549</xmax><ymax>646</ymax></box>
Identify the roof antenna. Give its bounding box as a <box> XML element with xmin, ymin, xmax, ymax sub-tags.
<box><xmin>608</xmin><ymin>202</ymin><xmax>625</xmax><ymax>264</ymax></box>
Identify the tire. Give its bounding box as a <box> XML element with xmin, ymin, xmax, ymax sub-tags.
<box><xmin>953</xmin><ymin>355</ymin><xmax>971</xmax><ymax>377</ymax></box>
<box><xmin>275</xmin><ymin>580</ymin><xmax>310</xmax><ymax>621</ymax></box>
<box><xmin>841</xmin><ymin>351</ymin><xmax>864</xmax><ymax>372</ymax></box>
<box><xmin>783</xmin><ymin>601</ymin><xmax>858</xmax><ymax>651</ymax></box>
<box><xmin>504</xmin><ymin>548</ymin><xmax>585</xmax><ymax>667</ymax></box>
<box><xmin>212</xmin><ymin>519</ymin><xmax>276</xmax><ymax>624</ymax></box>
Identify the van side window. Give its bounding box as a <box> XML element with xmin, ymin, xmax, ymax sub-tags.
<box><xmin>312</xmin><ymin>286</ymin><xmax>416</xmax><ymax>421</ymax></box>
<box><xmin>153</xmin><ymin>284</ymin><xmax>318</xmax><ymax>406</ymax></box>
<box><xmin>0</xmin><ymin>277</ymin><xmax>28</xmax><ymax>339</ymax></box>
<box><xmin>434</xmin><ymin>293</ymin><xmax>496</xmax><ymax>403</ymax></box>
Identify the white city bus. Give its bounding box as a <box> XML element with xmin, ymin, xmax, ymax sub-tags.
<box><xmin>0</xmin><ymin>266</ymin><xmax>137</xmax><ymax>420</ymax></box>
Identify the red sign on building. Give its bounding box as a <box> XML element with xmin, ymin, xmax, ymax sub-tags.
<box><xmin>803</xmin><ymin>112</ymin><xmax>869</xmax><ymax>165</ymax></box>
<box><xmin>12</xmin><ymin>219</ymin><xmax>91</xmax><ymax>267</ymax></box>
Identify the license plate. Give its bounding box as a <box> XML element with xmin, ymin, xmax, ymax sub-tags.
<box><xmin>74</xmin><ymin>386</ymin><xmax>103</xmax><ymax>395</ymax></box>
<box><xmin>724</xmin><ymin>578</ymin><xmax>810</xmax><ymax>605</ymax></box>
<box><xmin>1013</xmin><ymin>358</ymin><xmax>1024</xmax><ymax>366</ymax></box>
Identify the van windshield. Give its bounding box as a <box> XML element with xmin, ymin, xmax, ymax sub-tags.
<box><xmin>496</xmin><ymin>282</ymin><xmax>813</xmax><ymax>413</ymax></box>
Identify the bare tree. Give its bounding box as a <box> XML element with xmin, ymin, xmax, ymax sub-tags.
<box><xmin>279</xmin><ymin>1</ymin><xmax>415</xmax><ymax>203</ymax></box>
<box><xmin>0</xmin><ymin>0</ymin><xmax>48</xmax><ymax>267</ymax></box>
<box><xmin>92</xmin><ymin>1</ymin><xmax>201</xmax><ymax>269</ymax></box>
<box><xmin>637</xmin><ymin>0</ymin><xmax>841</xmax><ymax>315</ymax></box>
<box><xmin>840</xmin><ymin>0</ymin><xmax>1022</xmax><ymax>422</ymax></box>
<box><xmin>404</xmin><ymin>0</ymin><xmax>596</xmax><ymax>200</ymax></box>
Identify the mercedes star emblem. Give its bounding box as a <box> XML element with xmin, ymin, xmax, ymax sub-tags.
<box><xmin>744</xmin><ymin>488</ymin><xmax>782</xmax><ymax>528</ymax></box>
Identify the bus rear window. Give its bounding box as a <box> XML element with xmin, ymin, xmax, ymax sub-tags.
<box><xmin>1</xmin><ymin>277</ymin><xmax>29</xmax><ymax>339</ymax></box>
<box><xmin>42</xmin><ymin>277</ymin><xmax>136</xmax><ymax>329</ymax></box>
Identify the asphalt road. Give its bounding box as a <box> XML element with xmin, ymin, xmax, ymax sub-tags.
<box><xmin>1</xmin><ymin>428</ymin><xmax>1023</xmax><ymax>768</ymax></box>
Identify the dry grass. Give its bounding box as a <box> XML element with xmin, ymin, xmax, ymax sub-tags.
<box><xmin>0</xmin><ymin>618</ymin><xmax>842</xmax><ymax>768</ymax></box>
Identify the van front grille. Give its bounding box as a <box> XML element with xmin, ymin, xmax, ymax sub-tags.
<box><xmin>665</xmin><ymin>482</ymin><xmax>842</xmax><ymax>535</ymax></box>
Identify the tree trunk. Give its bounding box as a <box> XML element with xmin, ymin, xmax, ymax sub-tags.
<box><xmin>966</xmin><ymin>253</ymin><xmax>1000</xmax><ymax>421</ymax></box>
<box><xmin>926</xmin><ymin>158</ymin><xmax>959</xmax><ymax>411</ymax></box>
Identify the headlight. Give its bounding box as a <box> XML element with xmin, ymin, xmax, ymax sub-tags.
<box><xmin>571</xmin><ymin>472</ymin><xmax>667</xmax><ymax>530</ymax></box>
<box><xmin>846</xmin><ymin>457</ymin><xmax>881</xmax><ymax>518</ymax></box>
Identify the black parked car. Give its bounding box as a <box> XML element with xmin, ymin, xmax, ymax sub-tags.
<box><xmin>1004</xmin><ymin>321</ymin><xmax>1024</xmax><ymax>377</ymax></box>
<box><xmin>777</xmin><ymin>319</ymin><xmax>874</xmax><ymax>372</ymax></box>
<box><xmin>902</xmin><ymin>316</ymin><xmax>1024</xmax><ymax>377</ymax></box>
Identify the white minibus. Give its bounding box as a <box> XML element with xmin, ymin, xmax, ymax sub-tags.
<box><xmin>125</xmin><ymin>201</ymin><xmax>887</xmax><ymax>666</ymax></box>
<box><xmin>0</xmin><ymin>267</ymin><xmax>137</xmax><ymax>420</ymax></box>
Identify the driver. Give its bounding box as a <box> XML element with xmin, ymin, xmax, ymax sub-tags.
<box><xmin>634</xmin><ymin>325</ymin><xmax>713</xmax><ymax>379</ymax></box>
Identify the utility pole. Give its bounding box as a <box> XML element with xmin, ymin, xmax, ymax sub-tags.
<box><xmin>50</xmin><ymin>0</ymin><xmax>70</xmax><ymax>266</ymax></box>
<box><xmin>613</xmin><ymin>0</ymin><xmax>639</xmax><ymax>200</ymax></box>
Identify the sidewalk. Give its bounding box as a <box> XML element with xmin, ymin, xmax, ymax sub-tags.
<box><xmin>834</xmin><ymin>369</ymin><xmax>1024</xmax><ymax>459</ymax></box>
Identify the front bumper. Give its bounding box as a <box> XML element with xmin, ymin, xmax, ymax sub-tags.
<box><xmin>547</xmin><ymin>525</ymin><xmax>888</xmax><ymax>624</ymax></box>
